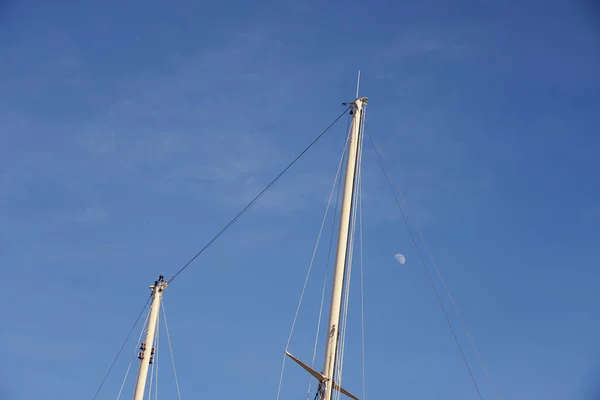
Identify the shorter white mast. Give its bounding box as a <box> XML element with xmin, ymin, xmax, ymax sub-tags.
<box><xmin>132</xmin><ymin>275</ymin><xmax>168</xmax><ymax>400</ymax></box>
<box><xmin>285</xmin><ymin>95</ymin><xmax>366</xmax><ymax>400</ymax></box>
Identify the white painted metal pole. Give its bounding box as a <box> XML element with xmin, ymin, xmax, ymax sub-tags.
<box><xmin>321</xmin><ymin>98</ymin><xmax>366</xmax><ymax>400</ymax></box>
<box><xmin>133</xmin><ymin>276</ymin><xmax>167</xmax><ymax>400</ymax></box>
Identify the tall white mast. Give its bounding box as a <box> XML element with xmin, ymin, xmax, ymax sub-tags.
<box><xmin>284</xmin><ymin>96</ymin><xmax>366</xmax><ymax>400</ymax></box>
<box><xmin>132</xmin><ymin>275</ymin><xmax>168</xmax><ymax>400</ymax></box>
<box><xmin>320</xmin><ymin>96</ymin><xmax>366</xmax><ymax>400</ymax></box>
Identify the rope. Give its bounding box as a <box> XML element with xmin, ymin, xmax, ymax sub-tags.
<box><xmin>275</xmin><ymin>116</ymin><xmax>352</xmax><ymax>400</ymax></box>
<box><xmin>116</xmin><ymin>303</ymin><xmax>152</xmax><ymax>400</ymax></box>
<box><xmin>162</xmin><ymin>302</ymin><xmax>183</xmax><ymax>400</ymax></box>
<box><xmin>369</xmin><ymin>139</ymin><xmax>501</xmax><ymax>400</ymax></box>
<box><xmin>358</xmin><ymin>109</ymin><xmax>367</xmax><ymax>400</ymax></box>
<box><xmin>153</xmin><ymin>311</ymin><xmax>160</xmax><ymax>400</ymax></box>
<box><xmin>92</xmin><ymin>294</ymin><xmax>152</xmax><ymax>400</ymax></box>
<box><xmin>168</xmin><ymin>107</ymin><xmax>351</xmax><ymax>284</ymax></box>
<box><xmin>365</xmin><ymin>130</ymin><xmax>485</xmax><ymax>400</ymax></box>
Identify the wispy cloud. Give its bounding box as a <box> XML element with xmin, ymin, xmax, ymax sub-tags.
<box><xmin>382</xmin><ymin>33</ymin><xmax>462</xmax><ymax>59</ymax></box>
<box><xmin>373</xmin><ymin>27</ymin><xmax>473</xmax><ymax>78</ymax></box>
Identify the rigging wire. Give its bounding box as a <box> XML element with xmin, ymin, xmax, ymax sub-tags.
<box><xmin>275</xmin><ymin>114</ymin><xmax>353</xmax><ymax>400</ymax></box>
<box><xmin>366</xmin><ymin>134</ymin><xmax>501</xmax><ymax>400</ymax></box>
<box><xmin>333</xmin><ymin>173</ymin><xmax>356</xmax><ymax>400</ymax></box>
<box><xmin>306</xmin><ymin>117</ymin><xmax>350</xmax><ymax>400</ymax></box>
<box><xmin>92</xmin><ymin>294</ymin><xmax>152</xmax><ymax>400</ymax></box>
<box><xmin>334</xmin><ymin>105</ymin><xmax>365</xmax><ymax>400</ymax></box>
<box><xmin>96</xmin><ymin>107</ymin><xmax>350</xmax><ymax>400</ymax></box>
<box><xmin>305</xmin><ymin>176</ymin><xmax>340</xmax><ymax>400</ymax></box>
<box><xmin>357</xmin><ymin>109</ymin><xmax>367</xmax><ymax>400</ymax></box>
<box><xmin>162</xmin><ymin>302</ymin><xmax>183</xmax><ymax>400</ymax></box>
<box><xmin>147</xmin><ymin>353</ymin><xmax>154</xmax><ymax>400</ymax></box>
<box><xmin>146</xmin><ymin>309</ymin><xmax>159</xmax><ymax>400</ymax></box>
<box><xmin>168</xmin><ymin>107</ymin><xmax>351</xmax><ymax>284</ymax></box>
<box><xmin>365</xmin><ymin>129</ymin><xmax>485</xmax><ymax>400</ymax></box>
<box><xmin>154</xmin><ymin>310</ymin><xmax>160</xmax><ymax>400</ymax></box>
<box><xmin>116</xmin><ymin>303</ymin><xmax>152</xmax><ymax>400</ymax></box>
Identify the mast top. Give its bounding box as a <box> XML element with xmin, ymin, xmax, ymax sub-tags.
<box><xmin>150</xmin><ymin>275</ymin><xmax>168</xmax><ymax>292</ymax></box>
<box><xmin>342</xmin><ymin>97</ymin><xmax>368</xmax><ymax>106</ymax></box>
<box><xmin>343</xmin><ymin>98</ymin><xmax>367</xmax><ymax>116</ymax></box>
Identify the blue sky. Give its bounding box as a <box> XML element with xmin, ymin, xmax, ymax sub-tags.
<box><xmin>1</xmin><ymin>0</ymin><xmax>599</xmax><ymax>399</ymax></box>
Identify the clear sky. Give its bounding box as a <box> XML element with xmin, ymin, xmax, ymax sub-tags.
<box><xmin>1</xmin><ymin>0</ymin><xmax>599</xmax><ymax>399</ymax></box>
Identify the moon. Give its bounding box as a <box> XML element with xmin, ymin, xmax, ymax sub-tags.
<box><xmin>394</xmin><ymin>254</ymin><xmax>406</xmax><ymax>265</ymax></box>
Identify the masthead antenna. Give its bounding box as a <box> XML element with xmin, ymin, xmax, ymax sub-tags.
<box><xmin>356</xmin><ymin>70</ymin><xmax>361</xmax><ymax>99</ymax></box>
